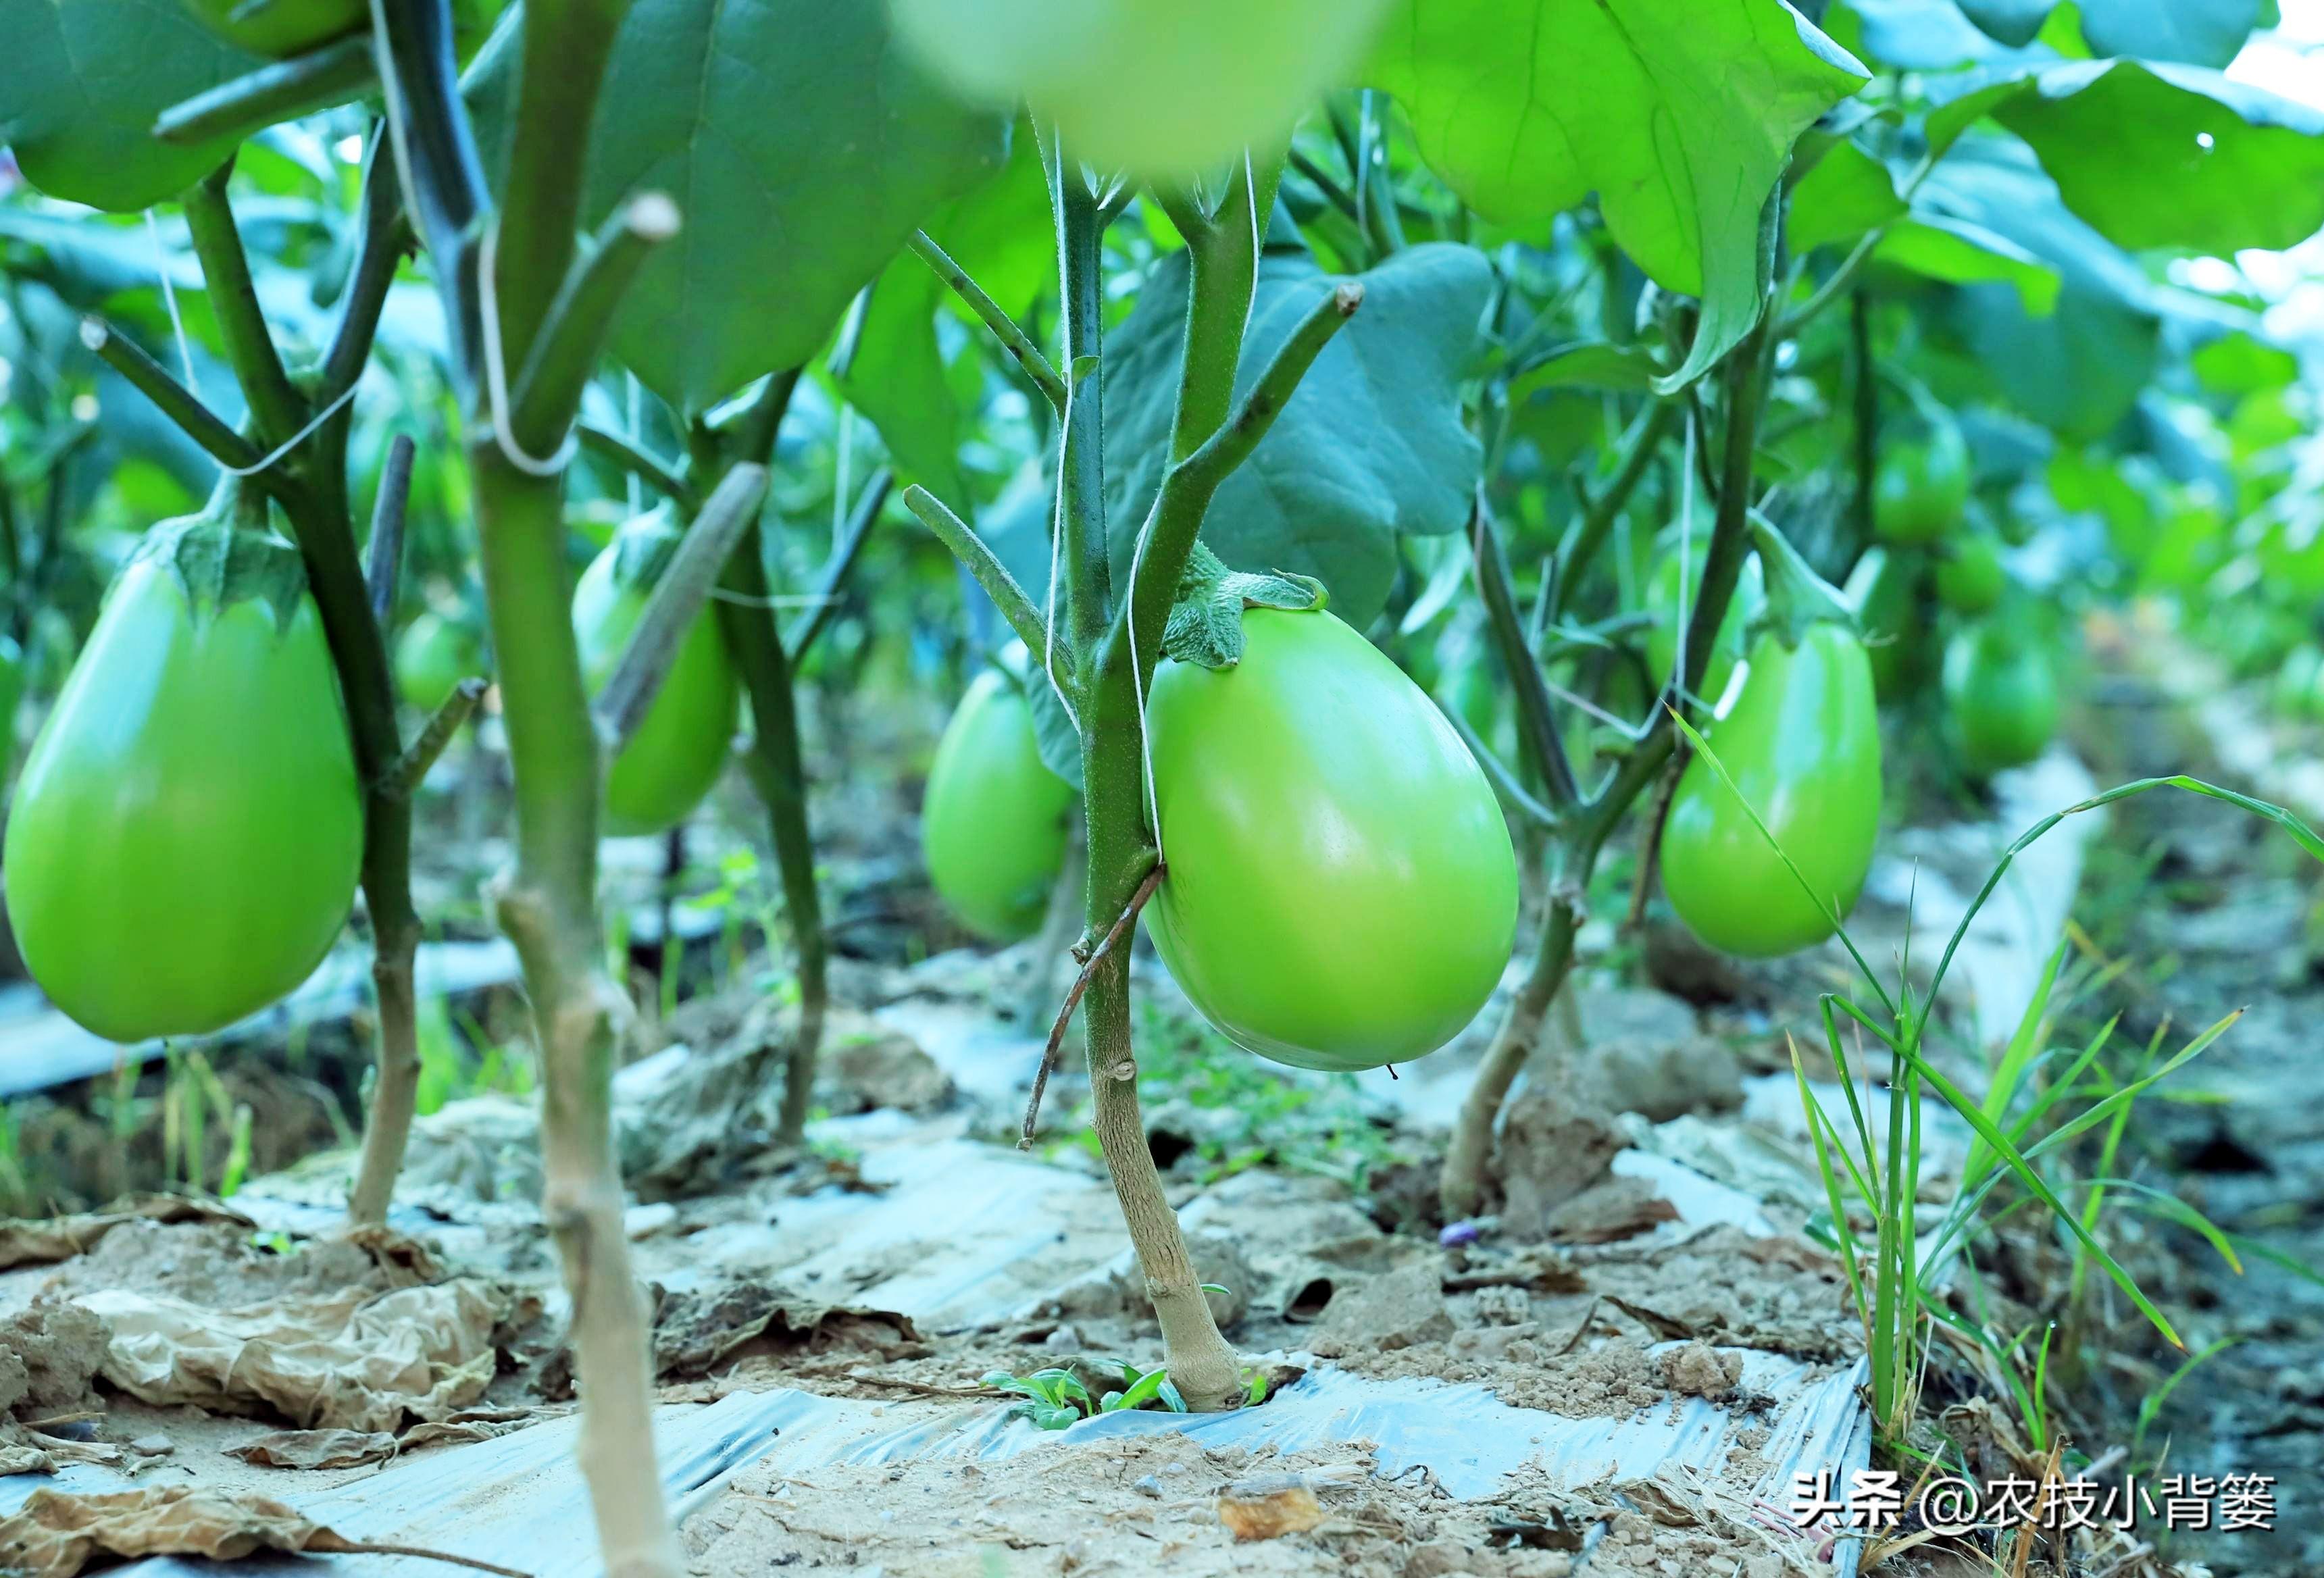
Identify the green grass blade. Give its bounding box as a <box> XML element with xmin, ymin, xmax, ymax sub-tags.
<box><xmin>1893</xmin><ymin>1040</ymin><xmax>2183</xmax><ymax>1348</ymax></box>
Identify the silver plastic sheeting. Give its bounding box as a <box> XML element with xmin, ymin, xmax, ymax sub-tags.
<box><xmin>3</xmin><ymin>1354</ymin><xmax>1869</xmax><ymax>1577</ymax></box>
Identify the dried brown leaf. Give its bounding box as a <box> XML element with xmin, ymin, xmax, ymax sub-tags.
<box><xmin>0</xmin><ymin>1487</ymin><xmax>527</xmax><ymax>1576</ymax></box>
<box><xmin>225</xmin><ymin>1428</ymin><xmax>398</xmax><ymax>1471</ymax></box>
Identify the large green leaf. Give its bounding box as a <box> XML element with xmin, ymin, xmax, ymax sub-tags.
<box><xmin>2077</xmin><ymin>0</ymin><xmax>2265</xmax><ymax>68</ymax></box>
<box><xmin>2191</xmin><ymin>329</ymin><xmax>2299</xmax><ymax>397</ymax></box>
<box><xmin>1840</xmin><ymin>0</ymin><xmax>2038</xmax><ymax>68</ymax></box>
<box><xmin>834</xmin><ymin>123</ymin><xmax>1051</xmax><ymax>508</ymax></box>
<box><xmin>1923</xmin><ymin>145</ymin><xmax>2158</xmax><ymax>437</ymax></box>
<box><xmin>1982</xmin><ymin>62</ymin><xmax>2324</xmax><ymax>255</ymax></box>
<box><xmin>0</xmin><ymin>0</ymin><xmax>261</xmax><ymax>211</ymax></box>
<box><xmin>473</xmin><ymin>0</ymin><xmax>1009</xmax><ymax>414</ymax></box>
<box><xmin>1957</xmin><ymin>0</ymin><xmax>2055</xmax><ymax>47</ymax></box>
<box><xmin>1873</xmin><ymin>217</ymin><xmax>2061</xmax><ymax>313</ymax></box>
<box><xmin>836</xmin><ymin>265</ymin><xmax>967</xmax><ymax>503</ymax></box>
<box><xmin>1104</xmin><ymin>244</ymin><xmax>1491</xmax><ymax>628</ymax></box>
<box><xmin>1788</xmin><ymin>141</ymin><xmax>1909</xmax><ymax>255</ymax></box>
<box><xmin>1366</xmin><ymin>0</ymin><xmax>1867</xmax><ymax>391</ymax></box>
<box><xmin>1507</xmin><ymin>342</ymin><xmax>1663</xmax><ymax>397</ymax></box>
<box><xmin>0</xmin><ymin>211</ymin><xmax>203</xmax><ymax>304</ymax></box>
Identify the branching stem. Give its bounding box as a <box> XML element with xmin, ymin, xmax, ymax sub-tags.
<box><xmin>908</xmin><ymin>230</ymin><xmax>1065</xmax><ymax>413</ymax></box>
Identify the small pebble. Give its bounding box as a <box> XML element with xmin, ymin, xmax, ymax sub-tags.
<box><xmin>1133</xmin><ymin>1475</ymin><xmax>1163</xmax><ymax>1498</ymax></box>
<box><xmin>1162</xmin><ymin>1460</ymin><xmax>1188</xmax><ymax>1476</ymax></box>
<box><xmin>1043</xmin><ymin>1325</ymin><xmax>1081</xmax><ymax>1354</ymax></box>
<box><xmin>127</xmin><ymin>1437</ymin><xmax>173</xmax><ymax>1458</ymax></box>
<box><xmin>1439</xmin><ymin>1219</ymin><xmax>1486</xmax><ymax>1248</ymax></box>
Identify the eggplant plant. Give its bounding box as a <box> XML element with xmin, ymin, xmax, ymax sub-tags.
<box><xmin>3</xmin><ymin>1</ymin><xmax>2322</xmax><ymax>1573</ymax></box>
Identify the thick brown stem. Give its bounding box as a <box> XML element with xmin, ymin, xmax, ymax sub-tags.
<box><xmin>501</xmin><ymin>890</ymin><xmax>669</xmax><ymax>1578</ymax></box>
<box><xmin>347</xmin><ymin>909</ymin><xmax>421</xmax><ymax>1224</ymax></box>
<box><xmin>1082</xmin><ymin>948</ymin><xmax>1242</xmax><ymax>1408</ymax></box>
<box><xmin>476</xmin><ymin>459</ymin><xmax>676</xmax><ymax>1578</ymax></box>
<box><xmin>1440</xmin><ymin>896</ymin><xmax>1580</xmax><ymax>1221</ymax></box>
<box><xmin>1080</xmin><ymin>665</ymin><xmax>1240</xmax><ymax>1410</ymax></box>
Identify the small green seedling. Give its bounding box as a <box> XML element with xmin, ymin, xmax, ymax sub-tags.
<box><xmin>980</xmin><ymin>1360</ymin><xmax>1192</xmax><ymax>1429</ymax></box>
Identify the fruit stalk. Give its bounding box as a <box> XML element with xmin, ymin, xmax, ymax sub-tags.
<box><xmin>373</xmin><ymin>0</ymin><xmax>679</xmax><ymax>1569</ymax></box>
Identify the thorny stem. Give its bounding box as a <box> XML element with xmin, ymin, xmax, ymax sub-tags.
<box><xmin>1472</xmin><ymin>501</ymin><xmax>1578</xmax><ymax>813</ymax></box>
<box><xmin>1026</xmin><ymin>142</ymin><xmax>1242</xmax><ymax>1411</ymax></box>
<box><xmin>509</xmin><ymin>195</ymin><xmax>681</xmax><ymax>455</ymax></box>
<box><xmin>723</xmin><ymin>563</ymin><xmax>828</xmax><ymax>1147</ymax></box>
<box><xmin>1550</xmin><ymin>400</ymin><xmax>1676</xmax><ymax>619</ymax></box>
<box><xmin>692</xmin><ymin>382</ymin><xmax>842</xmax><ymax>1152</ymax></box>
<box><xmin>1021</xmin><ymin>862</ymin><xmax>1163</xmax><ymax>1148</ymax></box>
<box><xmin>322</xmin><ymin>139</ymin><xmax>410</xmax><ymax>404</ymax></box>
<box><xmin>908</xmin><ymin>230</ymin><xmax>1066</xmax><ymax>414</ymax></box>
<box><xmin>1114</xmin><ymin>278</ymin><xmax>1361</xmax><ymax>676</ymax></box>
<box><xmin>153</xmin><ymin>163</ymin><xmax>425</xmax><ymax>1244</ymax></box>
<box><xmin>372</xmin><ymin>0</ymin><xmax>678</xmax><ymax>1570</ymax></box>
<box><xmin>713</xmin><ymin>497</ymin><xmax>828</xmax><ymax>1148</ymax></box>
<box><xmin>1054</xmin><ymin>161</ymin><xmax>1111</xmax><ymax>659</ymax></box>
<box><xmin>1851</xmin><ymin>286</ymin><xmax>1878</xmax><ymax>548</ymax></box>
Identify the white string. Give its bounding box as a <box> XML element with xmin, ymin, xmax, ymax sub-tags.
<box><xmin>476</xmin><ymin>217</ymin><xmax>579</xmax><ymax>477</ymax></box>
<box><xmin>147</xmin><ymin>211</ymin><xmax>197</xmax><ymax>389</ymax></box>
<box><xmin>218</xmin><ymin>380</ymin><xmax>363</xmax><ymax>478</ymax></box>
<box><xmin>361</xmin><ymin>0</ymin><xmax>567</xmax><ymax>480</ymax></box>
<box><xmin>1038</xmin><ymin>138</ymin><xmax>1080</xmax><ymax>732</ymax></box>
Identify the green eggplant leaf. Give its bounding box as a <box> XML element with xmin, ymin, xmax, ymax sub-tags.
<box><xmin>1923</xmin><ymin>145</ymin><xmax>2160</xmax><ymax>438</ymax></box>
<box><xmin>1787</xmin><ymin>141</ymin><xmax>1909</xmax><ymax>255</ymax></box>
<box><xmin>2190</xmin><ymin>330</ymin><xmax>2300</xmax><ymax>398</ymax></box>
<box><xmin>1507</xmin><ymin>342</ymin><xmax>1664</xmax><ymax>398</ymax></box>
<box><xmin>837</xmin><ymin>263</ymin><xmax>968</xmax><ymax>505</ymax></box>
<box><xmin>1104</xmin><ymin>244</ymin><xmax>1493</xmax><ymax>629</ymax></box>
<box><xmin>2077</xmin><ymin>0</ymin><xmax>2267</xmax><ymax>68</ymax></box>
<box><xmin>0</xmin><ymin>211</ymin><xmax>205</xmax><ymax>305</ymax></box>
<box><xmin>834</xmin><ymin>126</ymin><xmax>1051</xmax><ymax>509</ymax></box>
<box><xmin>1986</xmin><ymin>61</ymin><xmax>2324</xmax><ymax>257</ymax></box>
<box><xmin>1873</xmin><ymin>218</ymin><xmax>2062</xmax><ymax>315</ymax></box>
<box><xmin>0</xmin><ymin>0</ymin><xmax>261</xmax><ymax>211</ymax></box>
<box><xmin>1957</xmin><ymin>0</ymin><xmax>2055</xmax><ymax>47</ymax></box>
<box><xmin>471</xmin><ymin>0</ymin><xmax>1009</xmax><ymax>415</ymax></box>
<box><xmin>1366</xmin><ymin>0</ymin><xmax>1867</xmax><ymax>390</ymax></box>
